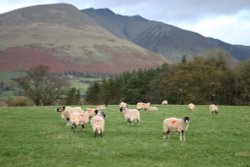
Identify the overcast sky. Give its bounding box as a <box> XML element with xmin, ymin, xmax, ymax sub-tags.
<box><xmin>1</xmin><ymin>0</ymin><xmax>250</xmax><ymax>46</ymax></box>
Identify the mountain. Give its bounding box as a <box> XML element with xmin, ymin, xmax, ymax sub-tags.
<box><xmin>82</xmin><ymin>8</ymin><xmax>250</xmax><ymax>63</ymax></box>
<box><xmin>0</xmin><ymin>4</ymin><xmax>167</xmax><ymax>74</ymax></box>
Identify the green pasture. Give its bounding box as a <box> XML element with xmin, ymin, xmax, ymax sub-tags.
<box><xmin>0</xmin><ymin>105</ymin><xmax>249</xmax><ymax>167</ymax></box>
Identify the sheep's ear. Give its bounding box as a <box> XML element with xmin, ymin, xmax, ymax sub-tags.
<box><xmin>94</xmin><ymin>109</ymin><xmax>99</xmax><ymax>115</ymax></box>
<box><xmin>62</xmin><ymin>106</ymin><xmax>65</xmax><ymax>110</ymax></box>
<box><xmin>102</xmin><ymin>112</ymin><xmax>106</xmax><ymax>118</ymax></box>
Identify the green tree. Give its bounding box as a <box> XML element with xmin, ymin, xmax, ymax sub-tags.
<box><xmin>65</xmin><ymin>87</ymin><xmax>81</xmax><ymax>105</ymax></box>
<box><xmin>85</xmin><ymin>82</ymin><xmax>101</xmax><ymax>104</ymax></box>
<box><xmin>234</xmin><ymin>59</ymin><xmax>250</xmax><ymax>105</ymax></box>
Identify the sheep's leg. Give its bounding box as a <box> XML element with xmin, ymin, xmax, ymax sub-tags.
<box><xmin>163</xmin><ymin>131</ymin><xmax>170</xmax><ymax>140</ymax></box>
<box><xmin>71</xmin><ymin>123</ymin><xmax>77</xmax><ymax>132</ymax></box>
<box><xmin>81</xmin><ymin>124</ymin><xmax>85</xmax><ymax>129</ymax></box>
<box><xmin>66</xmin><ymin>118</ymin><xmax>71</xmax><ymax>126</ymax></box>
<box><xmin>180</xmin><ymin>131</ymin><xmax>185</xmax><ymax>141</ymax></box>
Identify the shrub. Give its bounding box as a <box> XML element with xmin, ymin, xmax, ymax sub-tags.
<box><xmin>7</xmin><ymin>96</ymin><xmax>32</xmax><ymax>107</ymax></box>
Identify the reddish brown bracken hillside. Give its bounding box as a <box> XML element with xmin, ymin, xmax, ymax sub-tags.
<box><xmin>0</xmin><ymin>47</ymin><xmax>163</xmax><ymax>74</ymax></box>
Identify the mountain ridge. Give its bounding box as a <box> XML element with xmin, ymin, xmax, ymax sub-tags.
<box><xmin>0</xmin><ymin>3</ymin><xmax>167</xmax><ymax>73</ymax></box>
<box><xmin>82</xmin><ymin>8</ymin><xmax>250</xmax><ymax>63</ymax></box>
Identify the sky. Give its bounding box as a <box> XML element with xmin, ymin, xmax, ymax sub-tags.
<box><xmin>1</xmin><ymin>0</ymin><xmax>250</xmax><ymax>46</ymax></box>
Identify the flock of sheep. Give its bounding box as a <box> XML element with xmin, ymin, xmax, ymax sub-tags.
<box><xmin>55</xmin><ymin>101</ymin><xmax>218</xmax><ymax>141</ymax></box>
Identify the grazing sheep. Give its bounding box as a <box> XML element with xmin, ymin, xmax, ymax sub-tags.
<box><xmin>148</xmin><ymin>106</ymin><xmax>158</xmax><ymax>111</ymax></box>
<box><xmin>69</xmin><ymin>110</ymin><xmax>89</xmax><ymax>131</ymax></box>
<box><xmin>55</xmin><ymin>106</ymin><xmax>82</xmax><ymax>125</ymax></box>
<box><xmin>136</xmin><ymin>102</ymin><xmax>150</xmax><ymax>111</ymax></box>
<box><xmin>85</xmin><ymin>108</ymin><xmax>96</xmax><ymax>118</ymax></box>
<box><xmin>120</xmin><ymin>107</ymin><xmax>140</xmax><ymax>125</ymax></box>
<box><xmin>209</xmin><ymin>104</ymin><xmax>218</xmax><ymax>114</ymax></box>
<box><xmin>163</xmin><ymin>117</ymin><xmax>190</xmax><ymax>141</ymax></box>
<box><xmin>90</xmin><ymin>110</ymin><xmax>106</xmax><ymax>137</ymax></box>
<box><xmin>161</xmin><ymin>100</ymin><xmax>168</xmax><ymax>105</ymax></box>
<box><xmin>188</xmin><ymin>103</ymin><xmax>195</xmax><ymax>112</ymax></box>
<box><xmin>119</xmin><ymin>102</ymin><xmax>128</xmax><ymax>108</ymax></box>
<box><xmin>96</xmin><ymin>104</ymin><xmax>106</xmax><ymax>110</ymax></box>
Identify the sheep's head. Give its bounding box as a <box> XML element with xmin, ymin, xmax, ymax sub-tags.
<box><xmin>183</xmin><ymin>117</ymin><xmax>190</xmax><ymax>123</ymax></box>
<box><xmin>56</xmin><ymin>106</ymin><xmax>65</xmax><ymax>112</ymax></box>
<box><xmin>95</xmin><ymin>109</ymin><xmax>106</xmax><ymax>118</ymax></box>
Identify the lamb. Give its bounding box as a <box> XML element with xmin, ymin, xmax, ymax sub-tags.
<box><xmin>55</xmin><ymin>106</ymin><xmax>82</xmax><ymax>125</ymax></box>
<box><xmin>69</xmin><ymin>110</ymin><xmax>89</xmax><ymax>131</ymax></box>
<box><xmin>161</xmin><ymin>100</ymin><xmax>168</xmax><ymax>105</ymax></box>
<box><xmin>136</xmin><ymin>102</ymin><xmax>150</xmax><ymax>111</ymax></box>
<box><xmin>96</xmin><ymin>104</ymin><xmax>106</xmax><ymax>110</ymax></box>
<box><xmin>188</xmin><ymin>103</ymin><xmax>195</xmax><ymax>112</ymax></box>
<box><xmin>209</xmin><ymin>104</ymin><xmax>218</xmax><ymax>114</ymax></box>
<box><xmin>163</xmin><ymin>117</ymin><xmax>190</xmax><ymax>141</ymax></box>
<box><xmin>119</xmin><ymin>102</ymin><xmax>128</xmax><ymax>108</ymax></box>
<box><xmin>120</xmin><ymin>107</ymin><xmax>140</xmax><ymax>125</ymax></box>
<box><xmin>148</xmin><ymin>106</ymin><xmax>158</xmax><ymax>111</ymax></box>
<box><xmin>90</xmin><ymin>110</ymin><xmax>106</xmax><ymax>137</ymax></box>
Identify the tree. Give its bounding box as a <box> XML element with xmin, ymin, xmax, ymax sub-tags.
<box><xmin>85</xmin><ymin>82</ymin><xmax>101</xmax><ymax>104</ymax></box>
<box><xmin>15</xmin><ymin>65</ymin><xmax>68</xmax><ymax>106</ymax></box>
<box><xmin>234</xmin><ymin>59</ymin><xmax>250</xmax><ymax>105</ymax></box>
<box><xmin>65</xmin><ymin>87</ymin><xmax>81</xmax><ymax>105</ymax></box>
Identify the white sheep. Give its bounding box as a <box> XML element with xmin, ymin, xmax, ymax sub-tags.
<box><xmin>163</xmin><ymin>117</ymin><xmax>190</xmax><ymax>141</ymax></box>
<box><xmin>120</xmin><ymin>107</ymin><xmax>140</xmax><ymax>125</ymax></box>
<box><xmin>119</xmin><ymin>102</ymin><xmax>128</xmax><ymax>108</ymax></box>
<box><xmin>136</xmin><ymin>102</ymin><xmax>150</xmax><ymax>111</ymax></box>
<box><xmin>69</xmin><ymin>110</ymin><xmax>89</xmax><ymax>131</ymax></box>
<box><xmin>209</xmin><ymin>104</ymin><xmax>218</xmax><ymax>114</ymax></box>
<box><xmin>90</xmin><ymin>110</ymin><xmax>106</xmax><ymax>137</ymax></box>
<box><xmin>148</xmin><ymin>106</ymin><xmax>158</xmax><ymax>111</ymax></box>
<box><xmin>85</xmin><ymin>108</ymin><xmax>96</xmax><ymax>118</ymax></box>
<box><xmin>188</xmin><ymin>103</ymin><xmax>195</xmax><ymax>112</ymax></box>
<box><xmin>96</xmin><ymin>104</ymin><xmax>106</xmax><ymax>110</ymax></box>
<box><xmin>161</xmin><ymin>100</ymin><xmax>168</xmax><ymax>105</ymax></box>
<box><xmin>55</xmin><ymin>106</ymin><xmax>82</xmax><ymax>125</ymax></box>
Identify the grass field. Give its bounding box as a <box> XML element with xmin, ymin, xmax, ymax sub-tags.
<box><xmin>0</xmin><ymin>105</ymin><xmax>249</xmax><ymax>167</ymax></box>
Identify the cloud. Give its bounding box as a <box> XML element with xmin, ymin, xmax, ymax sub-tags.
<box><xmin>172</xmin><ymin>10</ymin><xmax>250</xmax><ymax>45</ymax></box>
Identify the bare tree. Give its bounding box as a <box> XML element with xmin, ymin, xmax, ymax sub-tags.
<box><xmin>15</xmin><ymin>65</ymin><xmax>68</xmax><ymax>106</ymax></box>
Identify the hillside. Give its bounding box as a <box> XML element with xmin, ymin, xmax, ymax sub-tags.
<box><xmin>82</xmin><ymin>8</ymin><xmax>250</xmax><ymax>63</ymax></box>
<box><xmin>0</xmin><ymin>3</ymin><xmax>167</xmax><ymax>74</ymax></box>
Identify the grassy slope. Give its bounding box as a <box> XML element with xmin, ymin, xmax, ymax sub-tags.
<box><xmin>0</xmin><ymin>105</ymin><xmax>249</xmax><ymax>167</ymax></box>
<box><xmin>0</xmin><ymin>4</ymin><xmax>166</xmax><ymax>69</ymax></box>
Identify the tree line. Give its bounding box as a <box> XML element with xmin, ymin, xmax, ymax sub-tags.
<box><xmin>13</xmin><ymin>50</ymin><xmax>250</xmax><ymax>106</ymax></box>
<box><xmin>85</xmin><ymin>55</ymin><xmax>250</xmax><ymax>105</ymax></box>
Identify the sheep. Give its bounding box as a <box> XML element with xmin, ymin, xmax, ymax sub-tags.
<box><xmin>209</xmin><ymin>104</ymin><xmax>218</xmax><ymax>114</ymax></box>
<box><xmin>148</xmin><ymin>106</ymin><xmax>158</xmax><ymax>111</ymax></box>
<box><xmin>188</xmin><ymin>103</ymin><xmax>195</xmax><ymax>112</ymax></box>
<box><xmin>96</xmin><ymin>104</ymin><xmax>106</xmax><ymax>110</ymax></box>
<box><xmin>120</xmin><ymin>107</ymin><xmax>140</xmax><ymax>126</ymax></box>
<box><xmin>161</xmin><ymin>100</ymin><xmax>168</xmax><ymax>105</ymax></box>
<box><xmin>136</xmin><ymin>102</ymin><xmax>150</xmax><ymax>111</ymax></box>
<box><xmin>119</xmin><ymin>102</ymin><xmax>128</xmax><ymax>108</ymax></box>
<box><xmin>69</xmin><ymin>110</ymin><xmax>89</xmax><ymax>131</ymax></box>
<box><xmin>90</xmin><ymin>110</ymin><xmax>106</xmax><ymax>137</ymax></box>
<box><xmin>55</xmin><ymin>106</ymin><xmax>82</xmax><ymax>125</ymax></box>
<box><xmin>85</xmin><ymin>108</ymin><xmax>96</xmax><ymax>118</ymax></box>
<box><xmin>163</xmin><ymin>117</ymin><xmax>190</xmax><ymax>141</ymax></box>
